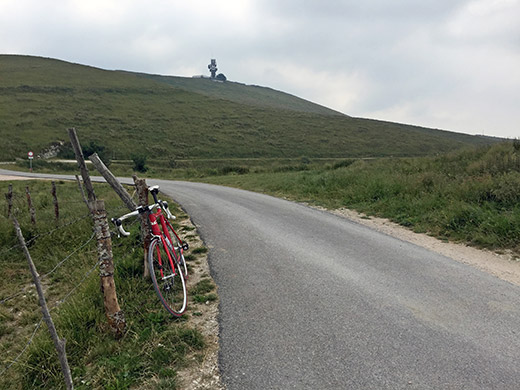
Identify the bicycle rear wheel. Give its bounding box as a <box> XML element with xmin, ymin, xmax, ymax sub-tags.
<box><xmin>148</xmin><ymin>238</ymin><xmax>187</xmax><ymax>316</ymax></box>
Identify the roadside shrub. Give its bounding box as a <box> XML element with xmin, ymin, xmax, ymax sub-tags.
<box><xmin>513</xmin><ymin>138</ymin><xmax>520</xmax><ymax>153</ymax></box>
<box><xmin>273</xmin><ymin>164</ymin><xmax>309</xmax><ymax>173</ymax></box>
<box><xmin>332</xmin><ymin>159</ymin><xmax>355</xmax><ymax>170</ymax></box>
<box><xmin>492</xmin><ymin>172</ymin><xmax>520</xmax><ymax>206</ymax></box>
<box><xmin>444</xmin><ymin>205</ymin><xmax>483</xmax><ymax>232</ymax></box>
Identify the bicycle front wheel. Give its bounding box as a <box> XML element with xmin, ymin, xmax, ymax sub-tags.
<box><xmin>148</xmin><ymin>238</ymin><xmax>187</xmax><ymax>316</ymax></box>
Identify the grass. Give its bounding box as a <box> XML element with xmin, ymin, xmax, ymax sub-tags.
<box><xmin>0</xmin><ymin>179</ymin><xmax>208</xmax><ymax>389</ymax></box>
<box><xmin>137</xmin><ymin>72</ymin><xmax>343</xmax><ymax>115</ymax></box>
<box><xmin>0</xmin><ymin>54</ymin><xmax>500</xmax><ymax>162</ymax></box>
<box><xmin>190</xmin><ymin>279</ymin><xmax>217</xmax><ymax>305</ymax></box>
<box><xmin>201</xmin><ymin>142</ymin><xmax>520</xmax><ymax>254</ymax></box>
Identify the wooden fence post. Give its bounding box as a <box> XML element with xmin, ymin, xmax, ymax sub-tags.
<box><xmin>89</xmin><ymin>153</ymin><xmax>137</xmax><ymax>211</ymax></box>
<box><xmin>75</xmin><ymin>175</ymin><xmax>89</xmax><ymax>207</ymax></box>
<box><xmin>133</xmin><ymin>175</ymin><xmax>152</xmax><ymax>278</ymax></box>
<box><xmin>68</xmin><ymin>128</ymin><xmax>96</xmax><ymax>205</ymax></box>
<box><xmin>90</xmin><ymin>199</ymin><xmax>126</xmax><ymax>338</ymax></box>
<box><xmin>89</xmin><ymin>154</ymin><xmax>154</xmax><ymax>280</ymax></box>
<box><xmin>68</xmin><ymin>128</ymin><xmax>126</xmax><ymax>338</ymax></box>
<box><xmin>12</xmin><ymin>216</ymin><xmax>74</xmax><ymax>390</ymax></box>
<box><xmin>51</xmin><ymin>181</ymin><xmax>59</xmax><ymax>221</ymax></box>
<box><xmin>5</xmin><ymin>184</ymin><xmax>13</xmax><ymax>218</ymax></box>
<box><xmin>25</xmin><ymin>186</ymin><xmax>36</xmax><ymax>225</ymax></box>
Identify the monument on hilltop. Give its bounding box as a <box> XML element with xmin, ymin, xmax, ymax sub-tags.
<box><xmin>208</xmin><ymin>59</ymin><xmax>217</xmax><ymax>79</ymax></box>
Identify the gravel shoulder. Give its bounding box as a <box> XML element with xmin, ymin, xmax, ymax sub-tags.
<box><xmin>325</xmin><ymin>206</ymin><xmax>520</xmax><ymax>286</ymax></box>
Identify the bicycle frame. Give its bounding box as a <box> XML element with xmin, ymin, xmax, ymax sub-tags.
<box><xmin>149</xmin><ymin>208</ymin><xmax>180</xmax><ymax>280</ymax></box>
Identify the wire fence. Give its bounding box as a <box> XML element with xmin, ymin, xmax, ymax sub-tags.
<box><xmin>0</xmin><ymin>181</ymin><xmax>141</xmax><ymax>380</ymax></box>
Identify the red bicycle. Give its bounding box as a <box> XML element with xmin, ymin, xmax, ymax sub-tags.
<box><xmin>112</xmin><ymin>186</ymin><xmax>189</xmax><ymax>316</ymax></box>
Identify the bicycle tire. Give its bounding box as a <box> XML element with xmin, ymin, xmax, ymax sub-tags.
<box><xmin>148</xmin><ymin>237</ymin><xmax>187</xmax><ymax>316</ymax></box>
<box><xmin>163</xmin><ymin>221</ymin><xmax>188</xmax><ymax>279</ymax></box>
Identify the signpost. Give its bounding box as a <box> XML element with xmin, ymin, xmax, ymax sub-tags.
<box><xmin>28</xmin><ymin>151</ymin><xmax>33</xmax><ymax>172</ymax></box>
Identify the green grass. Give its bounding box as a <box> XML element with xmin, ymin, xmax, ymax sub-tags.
<box><xmin>201</xmin><ymin>142</ymin><xmax>520</xmax><ymax>254</ymax></box>
<box><xmin>189</xmin><ymin>279</ymin><xmax>217</xmax><ymax>305</ymax></box>
<box><xmin>0</xmin><ymin>55</ymin><xmax>500</xmax><ymax>162</ymax></box>
<box><xmin>0</xmin><ymin>180</ymin><xmax>206</xmax><ymax>389</ymax></box>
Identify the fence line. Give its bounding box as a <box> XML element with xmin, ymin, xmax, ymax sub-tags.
<box><xmin>52</xmin><ymin>258</ymin><xmax>102</xmax><ymax>309</ymax></box>
<box><xmin>0</xmin><ymin>253</ymin><xmax>103</xmax><ymax>378</ymax></box>
<box><xmin>0</xmin><ymin>198</ymin><xmax>133</xmax><ymax>256</ymax></box>
<box><xmin>1</xmin><ymin>199</ymin><xmax>135</xmax><ymax>258</ymax></box>
<box><xmin>0</xmin><ymin>178</ymin><xmax>142</xmax><ymax>379</ymax></box>
<box><xmin>41</xmin><ymin>231</ymin><xmax>97</xmax><ymax>279</ymax></box>
<box><xmin>0</xmin><ymin>319</ymin><xmax>44</xmax><ymax>378</ymax></box>
<box><xmin>0</xmin><ymin>212</ymin><xmax>137</xmax><ymax>304</ymax></box>
<box><xmin>0</xmin><ymin>213</ymin><xmax>92</xmax><ymax>257</ymax></box>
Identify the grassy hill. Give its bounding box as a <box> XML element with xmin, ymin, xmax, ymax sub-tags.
<box><xmin>0</xmin><ymin>55</ymin><xmax>500</xmax><ymax>161</ymax></box>
<box><xmin>132</xmin><ymin>72</ymin><xmax>344</xmax><ymax>115</ymax></box>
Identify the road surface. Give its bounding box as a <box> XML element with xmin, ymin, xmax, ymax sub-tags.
<box><xmin>2</xmin><ymin>169</ymin><xmax>520</xmax><ymax>389</ymax></box>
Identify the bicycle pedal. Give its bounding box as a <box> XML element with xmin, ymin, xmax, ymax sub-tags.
<box><xmin>182</xmin><ymin>243</ymin><xmax>189</xmax><ymax>251</ymax></box>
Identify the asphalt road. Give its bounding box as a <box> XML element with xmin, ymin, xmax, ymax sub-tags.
<box><xmin>2</xmin><ymin>170</ymin><xmax>520</xmax><ymax>389</ymax></box>
<box><xmin>154</xmin><ymin>180</ymin><xmax>520</xmax><ymax>390</ymax></box>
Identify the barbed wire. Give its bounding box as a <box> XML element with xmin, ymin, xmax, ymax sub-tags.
<box><xmin>0</xmin><ymin>231</ymin><xmax>97</xmax><ymax>305</ymax></box>
<box><xmin>41</xmin><ymin>231</ymin><xmax>97</xmax><ymax>279</ymax></box>
<box><xmin>51</xmin><ymin>259</ymin><xmax>102</xmax><ymax>309</ymax></box>
<box><xmin>0</xmin><ymin>256</ymin><xmax>102</xmax><ymax>378</ymax></box>
<box><xmin>0</xmin><ymin>318</ymin><xmax>44</xmax><ymax>378</ymax></box>
<box><xmin>0</xmin><ymin>239</ymin><xmax>142</xmax><ymax>377</ymax></box>
<box><xmin>1</xmin><ymin>201</ymin><xmax>140</xmax><ymax>305</ymax></box>
<box><xmin>0</xmin><ymin>213</ymin><xmax>92</xmax><ymax>256</ymax></box>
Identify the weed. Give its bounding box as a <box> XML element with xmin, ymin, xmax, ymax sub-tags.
<box><xmin>192</xmin><ymin>294</ymin><xmax>218</xmax><ymax>304</ymax></box>
<box><xmin>191</xmin><ymin>246</ymin><xmax>208</xmax><ymax>255</ymax></box>
<box><xmin>190</xmin><ymin>279</ymin><xmax>215</xmax><ymax>295</ymax></box>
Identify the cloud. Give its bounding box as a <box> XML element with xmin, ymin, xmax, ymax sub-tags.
<box><xmin>0</xmin><ymin>0</ymin><xmax>518</xmax><ymax>138</ymax></box>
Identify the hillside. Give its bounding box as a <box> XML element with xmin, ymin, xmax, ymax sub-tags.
<box><xmin>132</xmin><ymin>72</ymin><xmax>344</xmax><ymax>116</ymax></box>
<box><xmin>0</xmin><ymin>55</ymin><xmax>499</xmax><ymax>161</ymax></box>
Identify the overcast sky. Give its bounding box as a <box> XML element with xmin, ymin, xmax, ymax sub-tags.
<box><xmin>1</xmin><ymin>0</ymin><xmax>519</xmax><ymax>138</ymax></box>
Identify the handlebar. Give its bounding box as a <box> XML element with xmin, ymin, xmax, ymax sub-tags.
<box><xmin>111</xmin><ymin>187</ymin><xmax>175</xmax><ymax>237</ymax></box>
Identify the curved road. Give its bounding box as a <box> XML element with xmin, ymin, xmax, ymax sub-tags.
<box><xmin>2</xmin><ymin>170</ymin><xmax>520</xmax><ymax>389</ymax></box>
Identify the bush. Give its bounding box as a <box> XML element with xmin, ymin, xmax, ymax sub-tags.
<box><xmin>132</xmin><ymin>154</ymin><xmax>148</xmax><ymax>172</ymax></box>
<box><xmin>492</xmin><ymin>172</ymin><xmax>520</xmax><ymax>206</ymax></box>
<box><xmin>58</xmin><ymin>140</ymin><xmax>112</xmax><ymax>166</ymax></box>
<box><xmin>220</xmin><ymin>166</ymin><xmax>249</xmax><ymax>175</ymax></box>
<box><xmin>332</xmin><ymin>159</ymin><xmax>356</xmax><ymax>170</ymax></box>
